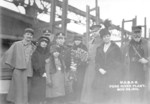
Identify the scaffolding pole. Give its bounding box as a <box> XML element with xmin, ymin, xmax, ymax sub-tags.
<box><xmin>50</xmin><ymin>0</ymin><xmax>56</xmax><ymax>33</ymax></box>
<box><xmin>61</xmin><ymin>0</ymin><xmax>68</xmax><ymax>35</ymax></box>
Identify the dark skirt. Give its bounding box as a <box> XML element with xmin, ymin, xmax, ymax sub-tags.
<box><xmin>29</xmin><ymin>76</ymin><xmax>46</xmax><ymax>104</ymax></box>
<box><xmin>92</xmin><ymin>69</ymin><xmax>123</xmax><ymax>103</ymax></box>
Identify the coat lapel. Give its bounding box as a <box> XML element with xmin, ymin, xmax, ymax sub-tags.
<box><xmin>105</xmin><ymin>42</ymin><xmax>114</xmax><ymax>57</ymax></box>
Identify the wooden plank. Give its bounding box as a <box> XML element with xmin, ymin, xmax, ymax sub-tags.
<box><xmin>45</xmin><ymin>0</ymin><xmax>101</xmax><ymax>22</ymax></box>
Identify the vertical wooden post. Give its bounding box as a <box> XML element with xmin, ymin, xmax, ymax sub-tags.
<box><xmin>86</xmin><ymin>5</ymin><xmax>90</xmax><ymax>49</ymax></box>
<box><xmin>135</xmin><ymin>16</ymin><xmax>137</xmax><ymax>26</ymax></box>
<box><xmin>132</xmin><ymin>16</ymin><xmax>137</xmax><ymax>26</ymax></box>
<box><xmin>121</xmin><ymin>19</ymin><xmax>124</xmax><ymax>47</ymax></box>
<box><xmin>62</xmin><ymin>0</ymin><xmax>68</xmax><ymax>35</ymax></box>
<box><xmin>149</xmin><ymin>28</ymin><xmax>150</xmax><ymax>39</ymax></box>
<box><xmin>95</xmin><ymin>0</ymin><xmax>99</xmax><ymax>24</ymax></box>
<box><xmin>144</xmin><ymin>17</ymin><xmax>147</xmax><ymax>38</ymax></box>
<box><xmin>50</xmin><ymin>0</ymin><xmax>56</xmax><ymax>33</ymax></box>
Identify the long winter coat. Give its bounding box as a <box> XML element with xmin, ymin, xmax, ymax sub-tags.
<box><xmin>45</xmin><ymin>44</ymin><xmax>66</xmax><ymax>98</ymax></box>
<box><xmin>80</xmin><ymin>43</ymin><xmax>100</xmax><ymax>104</ymax></box>
<box><xmin>30</xmin><ymin>43</ymin><xmax>50</xmax><ymax>104</ymax></box>
<box><xmin>122</xmin><ymin>38</ymin><xmax>149</xmax><ymax>102</ymax></box>
<box><xmin>1</xmin><ymin>40</ymin><xmax>35</xmax><ymax>104</ymax></box>
<box><xmin>93</xmin><ymin>41</ymin><xmax>123</xmax><ymax>103</ymax></box>
<box><xmin>123</xmin><ymin>39</ymin><xmax>149</xmax><ymax>83</ymax></box>
<box><xmin>70</xmin><ymin>43</ymin><xmax>88</xmax><ymax>101</ymax></box>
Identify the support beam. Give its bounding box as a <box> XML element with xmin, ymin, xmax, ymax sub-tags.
<box><xmin>0</xmin><ymin>7</ymin><xmax>34</xmax><ymax>25</ymax></box>
<box><xmin>144</xmin><ymin>17</ymin><xmax>147</xmax><ymax>38</ymax></box>
<box><xmin>124</xmin><ymin>20</ymin><xmax>133</xmax><ymax>22</ymax></box>
<box><xmin>45</xmin><ymin>0</ymin><xmax>102</xmax><ymax>22</ymax></box>
<box><xmin>86</xmin><ymin>5</ymin><xmax>90</xmax><ymax>49</ymax></box>
<box><xmin>55</xmin><ymin>20</ymin><xmax>62</xmax><ymax>26</ymax></box>
<box><xmin>132</xmin><ymin>16</ymin><xmax>137</xmax><ymax>26</ymax></box>
<box><xmin>95</xmin><ymin>0</ymin><xmax>100</xmax><ymax>24</ymax></box>
<box><xmin>61</xmin><ymin>0</ymin><xmax>68</xmax><ymax>35</ymax></box>
<box><xmin>55</xmin><ymin>19</ymin><xmax>70</xmax><ymax>26</ymax></box>
<box><xmin>121</xmin><ymin>19</ymin><xmax>125</xmax><ymax>47</ymax></box>
<box><xmin>50</xmin><ymin>0</ymin><xmax>56</xmax><ymax>33</ymax></box>
<box><xmin>90</xmin><ymin>7</ymin><xmax>96</xmax><ymax>12</ymax></box>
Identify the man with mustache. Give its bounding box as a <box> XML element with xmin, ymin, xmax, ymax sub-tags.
<box><xmin>124</xmin><ymin>26</ymin><xmax>149</xmax><ymax>103</ymax></box>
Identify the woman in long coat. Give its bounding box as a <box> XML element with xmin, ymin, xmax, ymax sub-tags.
<box><xmin>68</xmin><ymin>36</ymin><xmax>88</xmax><ymax>102</ymax></box>
<box><xmin>45</xmin><ymin>32</ymin><xmax>66</xmax><ymax>103</ymax></box>
<box><xmin>30</xmin><ymin>36</ymin><xmax>50</xmax><ymax>104</ymax></box>
<box><xmin>93</xmin><ymin>28</ymin><xmax>123</xmax><ymax>104</ymax></box>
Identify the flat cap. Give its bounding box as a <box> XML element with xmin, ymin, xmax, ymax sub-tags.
<box><xmin>43</xmin><ymin>29</ymin><xmax>52</xmax><ymax>36</ymax></box>
<box><xmin>38</xmin><ymin>36</ymin><xmax>50</xmax><ymax>44</ymax></box>
<box><xmin>74</xmin><ymin>35</ymin><xmax>82</xmax><ymax>41</ymax></box>
<box><xmin>25</xmin><ymin>28</ymin><xmax>34</xmax><ymax>35</ymax></box>
<box><xmin>132</xmin><ymin>26</ymin><xmax>142</xmax><ymax>33</ymax></box>
<box><xmin>56</xmin><ymin>32</ymin><xmax>65</xmax><ymax>37</ymax></box>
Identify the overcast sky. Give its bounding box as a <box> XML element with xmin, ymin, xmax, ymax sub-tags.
<box><xmin>1</xmin><ymin>0</ymin><xmax>150</xmax><ymax>37</ymax></box>
<box><xmin>69</xmin><ymin>0</ymin><xmax>150</xmax><ymax>35</ymax></box>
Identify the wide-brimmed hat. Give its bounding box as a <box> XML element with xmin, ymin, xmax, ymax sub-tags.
<box><xmin>43</xmin><ymin>29</ymin><xmax>52</xmax><ymax>36</ymax></box>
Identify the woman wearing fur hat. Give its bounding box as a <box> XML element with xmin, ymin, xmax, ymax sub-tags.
<box><xmin>30</xmin><ymin>36</ymin><xmax>50</xmax><ymax>104</ymax></box>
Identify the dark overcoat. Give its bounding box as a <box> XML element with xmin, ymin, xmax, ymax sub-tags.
<box><xmin>122</xmin><ymin>38</ymin><xmax>149</xmax><ymax>102</ymax></box>
<box><xmin>45</xmin><ymin>44</ymin><xmax>67</xmax><ymax>98</ymax></box>
<box><xmin>93</xmin><ymin>41</ymin><xmax>123</xmax><ymax>102</ymax></box>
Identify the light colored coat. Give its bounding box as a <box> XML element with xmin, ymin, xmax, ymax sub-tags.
<box><xmin>2</xmin><ymin>40</ymin><xmax>35</xmax><ymax>104</ymax></box>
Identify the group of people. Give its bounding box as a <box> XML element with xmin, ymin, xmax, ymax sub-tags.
<box><xmin>1</xmin><ymin>24</ymin><xmax>150</xmax><ymax>104</ymax></box>
<box><xmin>1</xmin><ymin>28</ymin><xmax>88</xmax><ymax>104</ymax></box>
<box><xmin>81</xmin><ymin>25</ymin><xmax>150</xmax><ymax>104</ymax></box>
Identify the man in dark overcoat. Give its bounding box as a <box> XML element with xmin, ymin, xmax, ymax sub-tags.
<box><xmin>123</xmin><ymin>26</ymin><xmax>149</xmax><ymax>103</ymax></box>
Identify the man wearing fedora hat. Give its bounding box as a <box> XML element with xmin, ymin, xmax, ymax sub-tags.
<box><xmin>1</xmin><ymin>28</ymin><xmax>36</xmax><ymax>104</ymax></box>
